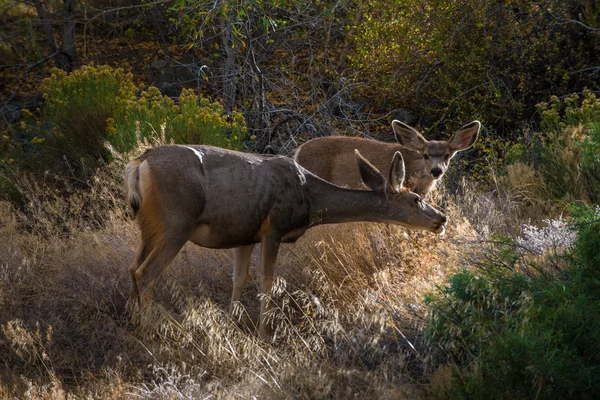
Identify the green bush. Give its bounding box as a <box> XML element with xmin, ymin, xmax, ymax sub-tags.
<box><xmin>1</xmin><ymin>65</ymin><xmax>137</xmax><ymax>203</ymax></box>
<box><xmin>1</xmin><ymin>65</ymin><xmax>247</xmax><ymax>206</ymax></box>
<box><xmin>350</xmin><ymin>0</ymin><xmax>600</xmax><ymax>138</ymax></box>
<box><xmin>539</xmin><ymin>92</ymin><xmax>600</xmax><ymax>204</ymax></box>
<box><xmin>503</xmin><ymin>90</ymin><xmax>600</xmax><ymax>205</ymax></box>
<box><xmin>108</xmin><ymin>87</ymin><xmax>246</xmax><ymax>153</ymax></box>
<box><xmin>40</xmin><ymin>65</ymin><xmax>138</xmax><ymax>174</ymax></box>
<box><xmin>39</xmin><ymin>65</ymin><xmax>246</xmax><ymax>161</ymax></box>
<box><xmin>426</xmin><ymin>205</ymin><xmax>600</xmax><ymax>399</ymax></box>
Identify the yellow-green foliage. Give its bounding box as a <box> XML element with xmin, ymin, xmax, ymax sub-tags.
<box><xmin>503</xmin><ymin>90</ymin><xmax>600</xmax><ymax>205</ymax></box>
<box><xmin>1</xmin><ymin>65</ymin><xmax>138</xmax><ymax>203</ymax></box>
<box><xmin>1</xmin><ymin>66</ymin><xmax>247</xmax><ymax>205</ymax></box>
<box><xmin>109</xmin><ymin>87</ymin><xmax>246</xmax><ymax>152</ymax></box>
<box><xmin>350</xmin><ymin>0</ymin><xmax>600</xmax><ymax>135</ymax></box>
<box><xmin>41</xmin><ymin>65</ymin><xmax>137</xmax><ymax>163</ymax></box>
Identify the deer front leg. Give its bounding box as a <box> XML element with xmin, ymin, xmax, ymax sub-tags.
<box><xmin>230</xmin><ymin>244</ymin><xmax>255</xmax><ymax>313</ymax></box>
<box><xmin>258</xmin><ymin>233</ymin><xmax>281</xmax><ymax>340</ymax></box>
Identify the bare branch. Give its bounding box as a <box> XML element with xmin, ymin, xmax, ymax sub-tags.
<box><xmin>81</xmin><ymin>0</ymin><xmax>171</xmax><ymax>57</ymax></box>
<box><xmin>555</xmin><ymin>18</ymin><xmax>600</xmax><ymax>32</ymax></box>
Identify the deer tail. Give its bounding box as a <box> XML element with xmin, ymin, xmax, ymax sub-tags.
<box><xmin>125</xmin><ymin>160</ymin><xmax>142</xmax><ymax>216</ymax></box>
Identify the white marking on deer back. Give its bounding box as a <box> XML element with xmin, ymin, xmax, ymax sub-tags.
<box><xmin>294</xmin><ymin>161</ymin><xmax>307</xmax><ymax>185</ymax></box>
<box><xmin>185</xmin><ymin>146</ymin><xmax>204</xmax><ymax>164</ymax></box>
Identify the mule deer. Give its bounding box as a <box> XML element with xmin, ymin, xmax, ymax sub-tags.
<box><xmin>294</xmin><ymin>120</ymin><xmax>481</xmax><ymax>197</ymax></box>
<box><xmin>125</xmin><ymin>145</ymin><xmax>447</xmax><ymax>339</ymax></box>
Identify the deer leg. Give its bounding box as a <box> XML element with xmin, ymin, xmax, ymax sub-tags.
<box><xmin>258</xmin><ymin>233</ymin><xmax>281</xmax><ymax>340</ymax></box>
<box><xmin>129</xmin><ymin>241</ymin><xmax>152</xmax><ymax>309</ymax></box>
<box><xmin>134</xmin><ymin>237</ymin><xmax>189</xmax><ymax>309</ymax></box>
<box><xmin>230</xmin><ymin>244</ymin><xmax>255</xmax><ymax>313</ymax></box>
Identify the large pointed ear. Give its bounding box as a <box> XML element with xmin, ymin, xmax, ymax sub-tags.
<box><xmin>392</xmin><ymin>120</ymin><xmax>427</xmax><ymax>152</ymax></box>
<box><xmin>387</xmin><ymin>151</ymin><xmax>406</xmax><ymax>193</ymax></box>
<box><xmin>448</xmin><ymin>121</ymin><xmax>480</xmax><ymax>152</ymax></box>
<box><xmin>355</xmin><ymin>150</ymin><xmax>385</xmax><ymax>191</ymax></box>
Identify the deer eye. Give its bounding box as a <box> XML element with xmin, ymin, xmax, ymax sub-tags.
<box><xmin>414</xmin><ymin>197</ymin><xmax>422</xmax><ymax>205</ymax></box>
<box><xmin>423</xmin><ymin>154</ymin><xmax>429</xmax><ymax>160</ymax></box>
<box><xmin>444</xmin><ymin>154</ymin><xmax>450</xmax><ymax>161</ymax></box>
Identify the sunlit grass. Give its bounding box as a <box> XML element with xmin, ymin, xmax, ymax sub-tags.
<box><xmin>0</xmin><ymin>152</ymin><xmax>535</xmax><ymax>398</ymax></box>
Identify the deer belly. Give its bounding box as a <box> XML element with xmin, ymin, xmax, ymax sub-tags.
<box><xmin>189</xmin><ymin>224</ymin><xmax>258</xmax><ymax>249</ymax></box>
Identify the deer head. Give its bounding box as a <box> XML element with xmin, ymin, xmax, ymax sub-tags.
<box><xmin>392</xmin><ymin>120</ymin><xmax>480</xmax><ymax>181</ymax></box>
<box><xmin>352</xmin><ymin>149</ymin><xmax>447</xmax><ymax>234</ymax></box>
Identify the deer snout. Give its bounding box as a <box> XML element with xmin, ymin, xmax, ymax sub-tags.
<box><xmin>431</xmin><ymin>167</ymin><xmax>443</xmax><ymax>178</ymax></box>
<box><xmin>432</xmin><ymin>214</ymin><xmax>448</xmax><ymax>235</ymax></box>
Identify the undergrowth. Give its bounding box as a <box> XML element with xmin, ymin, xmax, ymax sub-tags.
<box><xmin>0</xmin><ymin>153</ymin><xmax>481</xmax><ymax>398</ymax></box>
<box><xmin>1</xmin><ymin>65</ymin><xmax>247</xmax><ymax>206</ymax></box>
<box><xmin>426</xmin><ymin>204</ymin><xmax>600</xmax><ymax>399</ymax></box>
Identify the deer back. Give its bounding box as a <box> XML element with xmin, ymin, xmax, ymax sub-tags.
<box><xmin>294</xmin><ymin>136</ymin><xmax>426</xmax><ymax>192</ymax></box>
<box><xmin>294</xmin><ymin>121</ymin><xmax>480</xmax><ymax>197</ymax></box>
<box><xmin>128</xmin><ymin>145</ymin><xmax>312</xmax><ymax>249</ymax></box>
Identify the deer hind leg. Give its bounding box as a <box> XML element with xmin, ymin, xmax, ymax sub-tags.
<box><xmin>133</xmin><ymin>233</ymin><xmax>190</xmax><ymax>310</ymax></box>
<box><xmin>230</xmin><ymin>244</ymin><xmax>255</xmax><ymax>313</ymax></box>
<box><xmin>258</xmin><ymin>233</ymin><xmax>281</xmax><ymax>340</ymax></box>
<box><xmin>129</xmin><ymin>241</ymin><xmax>152</xmax><ymax>310</ymax></box>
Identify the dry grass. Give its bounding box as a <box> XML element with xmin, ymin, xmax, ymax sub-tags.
<box><xmin>0</xmin><ymin>157</ymin><xmax>537</xmax><ymax>399</ymax></box>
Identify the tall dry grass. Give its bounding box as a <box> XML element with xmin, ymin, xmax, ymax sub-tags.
<box><xmin>0</xmin><ymin>152</ymin><xmax>536</xmax><ymax>398</ymax></box>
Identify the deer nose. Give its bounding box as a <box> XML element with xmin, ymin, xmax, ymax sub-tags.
<box><xmin>431</xmin><ymin>167</ymin><xmax>443</xmax><ymax>178</ymax></box>
<box><xmin>441</xmin><ymin>215</ymin><xmax>448</xmax><ymax>224</ymax></box>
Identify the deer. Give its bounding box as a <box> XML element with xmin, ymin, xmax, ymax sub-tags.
<box><xmin>125</xmin><ymin>144</ymin><xmax>447</xmax><ymax>339</ymax></box>
<box><xmin>294</xmin><ymin>120</ymin><xmax>481</xmax><ymax>197</ymax></box>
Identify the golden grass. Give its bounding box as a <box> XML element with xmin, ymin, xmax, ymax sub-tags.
<box><xmin>0</xmin><ymin>157</ymin><xmax>538</xmax><ymax>399</ymax></box>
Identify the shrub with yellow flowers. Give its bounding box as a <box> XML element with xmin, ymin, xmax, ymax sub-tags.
<box><xmin>41</xmin><ymin>65</ymin><xmax>137</xmax><ymax>169</ymax></box>
<box><xmin>1</xmin><ymin>65</ymin><xmax>247</xmax><ymax>207</ymax></box>
<box><xmin>110</xmin><ymin>87</ymin><xmax>246</xmax><ymax>152</ymax></box>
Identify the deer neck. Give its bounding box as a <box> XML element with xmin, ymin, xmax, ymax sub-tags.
<box><xmin>307</xmin><ymin>175</ymin><xmax>388</xmax><ymax>226</ymax></box>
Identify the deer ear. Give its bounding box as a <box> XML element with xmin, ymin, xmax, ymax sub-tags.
<box><xmin>449</xmin><ymin>121</ymin><xmax>480</xmax><ymax>152</ymax></box>
<box><xmin>392</xmin><ymin>120</ymin><xmax>427</xmax><ymax>152</ymax></box>
<box><xmin>355</xmin><ymin>150</ymin><xmax>385</xmax><ymax>191</ymax></box>
<box><xmin>387</xmin><ymin>152</ymin><xmax>406</xmax><ymax>193</ymax></box>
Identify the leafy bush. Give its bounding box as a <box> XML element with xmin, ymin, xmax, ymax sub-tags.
<box><xmin>1</xmin><ymin>65</ymin><xmax>247</xmax><ymax>206</ymax></box>
<box><xmin>503</xmin><ymin>90</ymin><xmax>600</xmax><ymax>206</ymax></box>
<box><xmin>1</xmin><ymin>66</ymin><xmax>137</xmax><ymax>203</ymax></box>
<box><xmin>40</xmin><ymin>65</ymin><xmax>138</xmax><ymax>173</ymax></box>
<box><xmin>426</xmin><ymin>205</ymin><xmax>600</xmax><ymax>398</ymax></box>
<box><xmin>108</xmin><ymin>87</ymin><xmax>246</xmax><ymax>153</ymax></box>
<box><xmin>39</xmin><ymin>65</ymin><xmax>246</xmax><ymax>161</ymax></box>
<box><xmin>350</xmin><ymin>0</ymin><xmax>600</xmax><ymax>138</ymax></box>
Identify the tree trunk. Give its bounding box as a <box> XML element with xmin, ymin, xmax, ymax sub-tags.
<box><xmin>249</xmin><ymin>47</ymin><xmax>270</xmax><ymax>152</ymax></box>
<box><xmin>220</xmin><ymin>2</ymin><xmax>237</xmax><ymax>115</ymax></box>
<box><xmin>32</xmin><ymin>0</ymin><xmax>76</xmax><ymax>72</ymax></box>
<box><xmin>33</xmin><ymin>0</ymin><xmax>58</xmax><ymax>54</ymax></box>
<box><xmin>61</xmin><ymin>0</ymin><xmax>77</xmax><ymax>70</ymax></box>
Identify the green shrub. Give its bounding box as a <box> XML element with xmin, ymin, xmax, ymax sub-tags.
<box><xmin>502</xmin><ymin>90</ymin><xmax>600</xmax><ymax>206</ymax></box>
<box><xmin>350</xmin><ymin>0</ymin><xmax>600</xmax><ymax>138</ymax></box>
<box><xmin>40</xmin><ymin>65</ymin><xmax>137</xmax><ymax>174</ymax></box>
<box><xmin>1</xmin><ymin>66</ymin><xmax>247</xmax><ymax>206</ymax></box>
<box><xmin>108</xmin><ymin>87</ymin><xmax>246</xmax><ymax>152</ymax></box>
<box><xmin>1</xmin><ymin>66</ymin><xmax>137</xmax><ymax>203</ymax></box>
<box><xmin>426</xmin><ymin>205</ymin><xmax>600</xmax><ymax>399</ymax></box>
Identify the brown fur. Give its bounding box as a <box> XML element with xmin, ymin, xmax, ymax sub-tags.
<box><xmin>294</xmin><ymin>120</ymin><xmax>481</xmax><ymax>197</ymax></box>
